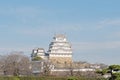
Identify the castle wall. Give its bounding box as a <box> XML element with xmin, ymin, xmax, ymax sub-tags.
<box><xmin>49</xmin><ymin>57</ymin><xmax>72</xmax><ymax>64</ymax></box>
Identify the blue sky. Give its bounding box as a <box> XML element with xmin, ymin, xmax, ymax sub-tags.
<box><xmin>0</xmin><ymin>0</ymin><xmax>120</xmax><ymax>65</ymax></box>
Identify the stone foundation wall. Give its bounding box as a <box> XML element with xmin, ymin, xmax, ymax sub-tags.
<box><xmin>49</xmin><ymin>57</ymin><xmax>72</xmax><ymax>68</ymax></box>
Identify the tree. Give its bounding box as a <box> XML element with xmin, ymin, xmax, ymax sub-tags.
<box><xmin>32</xmin><ymin>56</ymin><xmax>42</xmax><ymax>61</ymax></box>
<box><xmin>69</xmin><ymin>63</ymin><xmax>74</xmax><ymax>76</ymax></box>
<box><xmin>112</xmin><ymin>73</ymin><xmax>120</xmax><ymax>80</ymax></box>
<box><xmin>96</xmin><ymin>68</ymin><xmax>108</xmax><ymax>76</ymax></box>
<box><xmin>96</xmin><ymin>64</ymin><xmax>120</xmax><ymax>80</ymax></box>
<box><xmin>108</xmin><ymin>65</ymin><xmax>120</xmax><ymax>80</ymax></box>
<box><xmin>42</xmin><ymin>61</ymin><xmax>54</xmax><ymax>76</ymax></box>
<box><xmin>31</xmin><ymin>60</ymin><xmax>54</xmax><ymax>76</ymax></box>
<box><xmin>1</xmin><ymin>52</ymin><xmax>31</xmax><ymax>76</ymax></box>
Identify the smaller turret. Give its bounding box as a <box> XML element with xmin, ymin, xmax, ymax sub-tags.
<box><xmin>31</xmin><ymin>48</ymin><xmax>47</xmax><ymax>61</ymax></box>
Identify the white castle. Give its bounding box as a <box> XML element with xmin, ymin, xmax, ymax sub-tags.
<box><xmin>31</xmin><ymin>34</ymin><xmax>98</xmax><ymax>75</ymax></box>
<box><xmin>31</xmin><ymin>34</ymin><xmax>72</xmax><ymax>66</ymax></box>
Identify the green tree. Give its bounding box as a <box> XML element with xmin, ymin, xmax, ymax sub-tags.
<box><xmin>96</xmin><ymin>68</ymin><xmax>108</xmax><ymax>75</ymax></box>
<box><xmin>96</xmin><ymin>65</ymin><xmax>120</xmax><ymax>80</ymax></box>
<box><xmin>32</xmin><ymin>56</ymin><xmax>42</xmax><ymax>61</ymax></box>
<box><xmin>108</xmin><ymin>65</ymin><xmax>120</xmax><ymax>80</ymax></box>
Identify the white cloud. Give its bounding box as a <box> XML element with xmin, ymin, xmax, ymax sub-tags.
<box><xmin>0</xmin><ymin>45</ymin><xmax>48</xmax><ymax>55</ymax></box>
<box><xmin>0</xmin><ymin>6</ymin><xmax>41</xmax><ymax>16</ymax></box>
<box><xmin>96</xmin><ymin>19</ymin><xmax>120</xmax><ymax>29</ymax></box>
<box><xmin>103</xmin><ymin>30</ymin><xmax>120</xmax><ymax>39</ymax></box>
<box><xmin>15</xmin><ymin>23</ymin><xmax>82</xmax><ymax>36</ymax></box>
<box><xmin>0</xmin><ymin>44</ymin><xmax>41</xmax><ymax>52</ymax></box>
<box><xmin>110</xmin><ymin>31</ymin><xmax>120</xmax><ymax>38</ymax></box>
<box><xmin>73</xmin><ymin>41</ymin><xmax>120</xmax><ymax>51</ymax></box>
<box><xmin>78</xmin><ymin>19</ymin><xmax>120</xmax><ymax>31</ymax></box>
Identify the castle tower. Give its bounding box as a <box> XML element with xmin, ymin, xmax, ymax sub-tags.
<box><xmin>48</xmin><ymin>34</ymin><xmax>73</xmax><ymax>65</ymax></box>
<box><xmin>31</xmin><ymin>48</ymin><xmax>47</xmax><ymax>60</ymax></box>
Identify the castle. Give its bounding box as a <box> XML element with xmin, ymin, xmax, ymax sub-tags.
<box><xmin>31</xmin><ymin>34</ymin><xmax>73</xmax><ymax>67</ymax></box>
<box><xmin>31</xmin><ymin>34</ymin><xmax>102</xmax><ymax>75</ymax></box>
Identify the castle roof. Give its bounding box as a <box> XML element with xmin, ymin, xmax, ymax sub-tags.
<box><xmin>54</xmin><ymin>34</ymin><xmax>66</xmax><ymax>38</ymax></box>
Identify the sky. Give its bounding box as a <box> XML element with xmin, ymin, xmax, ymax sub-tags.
<box><xmin>0</xmin><ymin>0</ymin><xmax>120</xmax><ymax>65</ymax></box>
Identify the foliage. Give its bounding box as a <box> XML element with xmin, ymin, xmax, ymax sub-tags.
<box><xmin>96</xmin><ymin>69</ymin><xmax>108</xmax><ymax>75</ymax></box>
<box><xmin>109</xmin><ymin>73</ymin><xmax>120</xmax><ymax>80</ymax></box>
<box><xmin>96</xmin><ymin>64</ymin><xmax>120</xmax><ymax>80</ymax></box>
<box><xmin>32</xmin><ymin>56</ymin><xmax>42</xmax><ymax>61</ymax></box>
<box><xmin>67</xmin><ymin>76</ymin><xmax>78</xmax><ymax>80</ymax></box>
<box><xmin>0</xmin><ymin>76</ymin><xmax>20</xmax><ymax>80</ymax></box>
<box><xmin>108</xmin><ymin>65</ymin><xmax>120</xmax><ymax>71</ymax></box>
<box><xmin>0</xmin><ymin>76</ymin><xmax>107</xmax><ymax>80</ymax></box>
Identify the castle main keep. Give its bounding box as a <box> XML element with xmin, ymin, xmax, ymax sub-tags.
<box><xmin>31</xmin><ymin>34</ymin><xmax>73</xmax><ymax>67</ymax></box>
